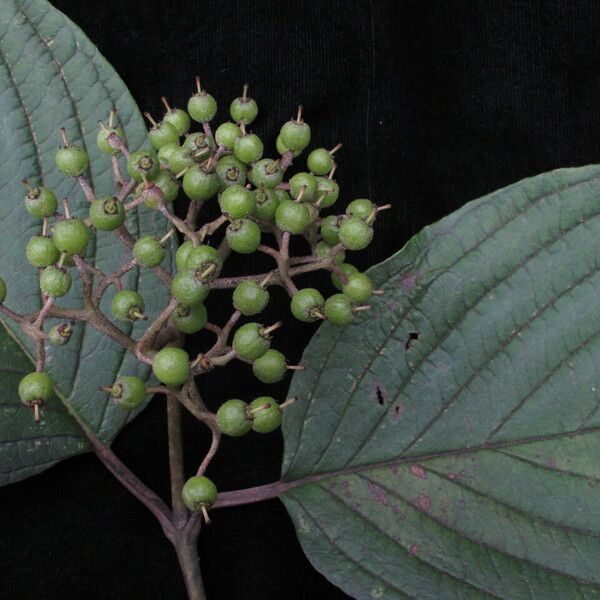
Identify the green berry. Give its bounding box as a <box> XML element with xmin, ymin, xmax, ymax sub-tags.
<box><xmin>280</xmin><ymin>117</ymin><xmax>311</xmax><ymax>151</ymax></box>
<box><xmin>18</xmin><ymin>372</ymin><xmax>53</xmax><ymax>407</ymax></box>
<box><xmin>53</xmin><ymin>219</ymin><xmax>90</xmax><ymax>256</ymax></box>
<box><xmin>290</xmin><ymin>172</ymin><xmax>317</xmax><ymax>201</ymax></box>
<box><xmin>127</xmin><ymin>149</ymin><xmax>160</xmax><ymax>182</ymax></box>
<box><xmin>274</xmin><ymin>189</ymin><xmax>291</xmax><ymax>203</ymax></box>
<box><xmin>152</xmin><ymin>347</ymin><xmax>190</xmax><ymax>386</ymax></box>
<box><xmin>276</xmin><ymin>134</ymin><xmax>301</xmax><ymax>157</ymax></box>
<box><xmin>104</xmin><ymin>376</ymin><xmax>146</xmax><ymax>410</ymax></box>
<box><xmin>226</xmin><ymin>218</ymin><xmax>261</xmax><ymax>254</ymax></box>
<box><xmin>315</xmin><ymin>176</ymin><xmax>339</xmax><ymax>208</ymax></box>
<box><xmin>290</xmin><ymin>288</ymin><xmax>325</xmax><ymax>322</ymax></box>
<box><xmin>48</xmin><ymin>323</ymin><xmax>72</xmax><ymax>346</ymax></box>
<box><xmin>216</xmin><ymin>399</ymin><xmax>252</xmax><ymax>437</ymax></box>
<box><xmin>154</xmin><ymin>169</ymin><xmax>180</xmax><ymax>203</ymax></box>
<box><xmin>168</xmin><ymin>146</ymin><xmax>195</xmax><ymax>173</ymax></box>
<box><xmin>339</xmin><ymin>216</ymin><xmax>374</xmax><ymax>250</ymax></box>
<box><xmin>171</xmin><ymin>270</ymin><xmax>209</xmax><ymax>306</ymax></box>
<box><xmin>307</xmin><ymin>147</ymin><xmax>334</xmax><ymax>176</ymax></box>
<box><xmin>55</xmin><ymin>145</ymin><xmax>89</xmax><ymax>177</ymax></box>
<box><xmin>39</xmin><ymin>266</ymin><xmax>71</xmax><ymax>297</ymax></box>
<box><xmin>170</xmin><ymin>302</ymin><xmax>207</xmax><ymax>334</ymax></box>
<box><xmin>148</xmin><ymin>119</ymin><xmax>180</xmax><ymax>150</ymax></box>
<box><xmin>175</xmin><ymin>240</ymin><xmax>194</xmax><ymax>271</ymax></box>
<box><xmin>185</xmin><ymin>245</ymin><xmax>223</xmax><ymax>279</ymax></box>
<box><xmin>97</xmin><ymin>125</ymin><xmax>125</xmax><ymax>155</ymax></box>
<box><xmin>232</xmin><ymin>280</ymin><xmax>269</xmax><ymax>315</ymax></box>
<box><xmin>162</xmin><ymin>103</ymin><xmax>191</xmax><ymax>135</ymax></box>
<box><xmin>26</xmin><ymin>236</ymin><xmax>59</xmax><ymax>268</ymax></box>
<box><xmin>181</xmin><ymin>475</ymin><xmax>217</xmax><ymax>511</ymax></box>
<box><xmin>233</xmin><ymin>133</ymin><xmax>264</xmax><ymax>164</ymax></box>
<box><xmin>182</xmin><ymin>132</ymin><xmax>215</xmax><ymax>162</ymax></box>
<box><xmin>249</xmin><ymin>397</ymin><xmax>282</xmax><ymax>433</ymax></box>
<box><xmin>89</xmin><ymin>196</ymin><xmax>125</xmax><ymax>231</ymax></box>
<box><xmin>346</xmin><ymin>199</ymin><xmax>374</xmax><ymax>220</ymax></box>
<box><xmin>252</xmin><ymin>187</ymin><xmax>280</xmax><ymax>222</ymax></box>
<box><xmin>182</xmin><ymin>164</ymin><xmax>219</xmax><ymax>202</ymax></box>
<box><xmin>314</xmin><ymin>240</ymin><xmax>344</xmax><ymax>264</ymax></box>
<box><xmin>343</xmin><ymin>272</ymin><xmax>373</xmax><ymax>303</ymax></box>
<box><xmin>230</xmin><ymin>88</ymin><xmax>258</xmax><ymax>124</ymax></box>
<box><xmin>252</xmin><ymin>349</ymin><xmax>287</xmax><ymax>384</ymax></box>
<box><xmin>215</xmin><ymin>122</ymin><xmax>241</xmax><ymax>149</ymax></box>
<box><xmin>24</xmin><ymin>185</ymin><xmax>58</xmax><ymax>219</ymax></box>
<box><xmin>0</xmin><ymin>277</ymin><xmax>5</xmax><ymax>303</ymax></box>
<box><xmin>320</xmin><ymin>215</ymin><xmax>342</xmax><ymax>245</ymax></box>
<box><xmin>232</xmin><ymin>322</ymin><xmax>274</xmax><ymax>360</ymax></box>
<box><xmin>275</xmin><ymin>199</ymin><xmax>311</xmax><ymax>234</ymax></box>
<box><xmin>324</xmin><ymin>294</ymin><xmax>354</xmax><ymax>326</ymax></box>
<box><xmin>157</xmin><ymin>142</ymin><xmax>180</xmax><ymax>165</ymax></box>
<box><xmin>216</xmin><ymin>155</ymin><xmax>247</xmax><ymax>190</ymax></box>
<box><xmin>248</xmin><ymin>159</ymin><xmax>283</xmax><ymax>189</ymax></box>
<box><xmin>133</xmin><ymin>236</ymin><xmax>166</xmax><ymax>268</ymax></box>
<box><xmin>188</xmin><ymin>88</ymin><xmax>218</xmax><ymax>123</ymax></box>
<box><xmin>111</xmin><ymin>290</ymin><xmax>146</xmax><ymax>321</ymax></box>
<box><xmin>139</xmin><ymin>182</ymin><xmax>166</xmax><ymax>209</ymax></box>
<box><xmin>331</xmin><ymin>263</ymin><xmax>359</xmax><ymax>291</ymax></box>
<box><xmin>219</xmin><ymin>184</ymin><xmax>255</xmax><ymax>218</ymax></box>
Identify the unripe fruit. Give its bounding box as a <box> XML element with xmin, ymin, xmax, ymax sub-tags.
<box><xmin>97</xmin><ymin>125</ymin><xmax>125</xmax><ymax>155</ymax></box>
<box><xmin>232</xmin><ymin>280</ymin><xmax>269</xmax><ymax>315</ymax></box>
<box><xmin>103</xmin><ymin>376</ymin><xmax>146</xmax><ymax>410</ymax></box>
<box><xmin>162</xmin><ymin>99</ymin><xmax>191</xmax><ymax>135</ymax></box>
<box><xmin>320</xmin><ymin>215</ymin><xmax>342</xmax><ymax>245</ymax></box>
<box><xmin>175</xmin><ymin>240</ymin><xmax>194</xmax><ymax>271</ymax></box>
<box><xmin>338</xmin><ymin>216</ymin><xmax>374</xmax><ymax>250</ymax></box>
<box><xmin>152</xmin><ymin>347</ymin><xmax>190</xmax><ymax>386</ymax></box>
<box><xmin>184</xmin><ymin>245</ymin><xmax>223</xmax><ymax>279</ymax></box>
<box><xmin>276</xmin><ymin>134</ymin><xmax>301</xmax><ymax>157</ymax></box>
<box><xmin>314</xmin><ymin>240</ymin><xmax>345</xmax><ymax>264</ymax></box>
<box><xmin>248</xmin><ymin>397</ymin><xmax>282</xmax><ymax>433</ymax></box>
<box><xmin>289</xmin><ymin>172</ymin><xmax>317</xmax><ymax>201</ymax></box>
<box><xmin>148</xmin><ymin>119</ymin><xmax>180</xmax><ymax>150</ymax></box>
<box><xmin>248</xmin><ymin>159</ymin><xmax>283</xmax><ymax>189</ymax></box>
<box><xmin>168</xmin><ymin>146</ymin><xmax>195</xmax><ymax>173</ymax></box>
<box><xmin>133</xmin><ymin>236</ymin><xmax>166</xmax><ymax>268</ymax></box>
<box><xmin>307</xmin><ymin>147</ymin><xmax>334</xmax><ymax>175</ymax></box>
<box><xmin>48</xmin><ymin>323</ymin><xmax>72</xmax><ymax>346</ymax></box>
<box><xmin>232</xmin><ymin>322</ymin><xmax>275</xmax><ymax>360</ymax></box>
<box><xmin>216</xmin><ymin>155</ymin><xmax>247</xmax><ymax>190</ymax></box>
<box><xmin>127</xmin><ymin>149</ymin><xmax>160</xmax><ymax>182</ymax></box>
<box><xmin>40</xmin><ymin>266</ymin><xmax>71</xmax><ymax>297</ymax></box>
<box><xmin>252</xmin><ymin>349</ymin><xmax>287</xmax><ymax>384</ymax></box>
<box><xmin>183</xmin><ymin>132</ymin><xmax>216</xmax><ymax>162</ymax></box>
<box><xmin>215</xmin><ymin>122</ymin><xmax>241</xmax><ymax>149</ymax></box>
<box><xmin>89</xmin><ymin>196</ymin><xmax>125</xmax><ymax>231</ymax></box>
<box><xmin>157</xmin><ymin>142</ymin><xmax>180</xmax><ymax>165</ymax></box>
<box><xmin>290</xmin><ymin>288</ymin><xmax>325</xmax><ymax>322</ymax></box>
<box><xmin>343</xmin><ymin>272</ymin><xmax>374</xmax><ymax>303</ymax></box>
<box><xmin>26</xmin><ymin>236</ymin><xmax>59</xmax><ymax>268</ymax></box>
<box><xmin>331</xmin><ymin>263</ymin><xmax>359</xmax><ymax>291</ymax></box>
<box><xmin>275</xmin><ymin>199</ymin><xmax>311</xmax><ymax>234</ymax></box>
<box><xmin>53</xmin><ymin>218</ymin><xmax>90</xmax><ymax>255</ymax></box>
<box><xmin>315</xmin><ymin>176</ymin><xmax>339</xmax><ymax>208</ymax></box>
<box><xmin>219</xmin><ymin>184</ymin><xmax>255</xmax><ymax>218</ymax></box>
<box><xmin>252</xmin><ymin>187</ymin><xmax>279</xmax><ymax>222</ymax></box>
<box><xmin>0</xmin><ymin>277</ymin><xmax>6</xmax><ymax>303</ymax></box>
<box><xmin>181</xmin><ymin>476</ymin><xmax>217</xmax><ymax>512</ymax></box>
<box><xmin>230</xmin><ymin>87</ymin><xmax>258</xmax><ymax>124</ymax></box>
<box><xmin>153</xmin><ymin>170</ymin><xmax>180</xmax><ymax>203</ymax></box>
<box><xmin>226</xmin><ymin>218</ymin><xmax>261</xmax><ymax>254</ymax></box>
<box><xmin>216</xmin><ymin>399</ymin><xmax>252</xmax><ymax>437</ymax></box>
<box><xmin>233</xmin><ymin>133</ymin><xmax>264</xmax><ymax>164</ymax></box>
<box><xmin>324</xmin><ymin>293</ymin><xmax>354</xmax><ymax>326</ymax></box>
<box><xmin>188</xmin><ymin>88</ymin><xmax>217</xmax><ymax>123</ymax></box>
<box><xmin>182</xmin><ymin>165</ymin><xmax>219</xmax><ymax>202</ymax></box>
<box><xmin>55</xmin><ymin>145</ymin><xmax>89</xmax><ymax>177</ymax></box>
<box><xmin>170</xmin><ymin>303</ymin><xmax>208</xmax><ymax>334</ymax></box>
<box><xmin>24</xmin><ymin>185</ymin><xmax>58</xmax><ymax>219</ymax></box>
<box><xmin>346</xmin><ymin>198</ymin><xmax>374</xmax><ymax>220</ymax></box>
<box><xmin>280</xmin><ymin>116</ymin><xmax>311</xmax><ymax>151</ymax></box>
<box><xmin>18</xmin><ymin>372</ymin><xmax>53</xmax><ymax>407</ymax></box>
<box><xmin>111</xmin><ymin>290</ymin><xmax>146</xmax><ymax>321</ymax></box>
<box><xmin>171</xmin><ymin>270</ymin><xmax>209</xmax><ymax>306</ymax></box>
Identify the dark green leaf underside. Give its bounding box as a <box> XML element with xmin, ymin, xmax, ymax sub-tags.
<box><xmin>282</xmin><ymin>165</ymin><xmax>600</xmax><ymax>598</ymax></box>
<box><xmin>0</xmin><ymin>0</ymin><xmax>174</xmax><ymax>484</ymax></box>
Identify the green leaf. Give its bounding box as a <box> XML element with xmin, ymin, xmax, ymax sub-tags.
<box><xmin>0</xmin><ymin>0</ymin><xmax>174</xmax><ymax>484</ymax></box>
<box><xmin>281</xmin><ymin>165</ymin><xmax>600</xmax><ymax>598</ymax></box>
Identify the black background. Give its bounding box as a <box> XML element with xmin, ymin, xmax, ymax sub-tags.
<box><xmin>3</xmin><ymin>1</ymin><xmax>600</xmax><ymax>598</ymax></box>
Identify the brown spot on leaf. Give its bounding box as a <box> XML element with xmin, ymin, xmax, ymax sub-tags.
<box><xmin>447</xmin><ymin>472</ymin><xmax>457</xmax><ymax>480</ymax></box>
<box><xmin>409</xmin><ymin>544</ymin><xmax>420</xmax><ymax>556</ymax></box>
<box><xmin>405</xmin><ymin>331</ymin><xmax>420</xmax><ymax>350</ymax></box>
<box><xmin>546</xmin><ymin>459</ymin><xmax>557</xmax><ymax>468</ymax></box>
<box><xmin>390</xmin><ymin>401</ymin><xmax>404</xmax><ymax>422</ymax></box>
<box><xmin>400</xmin><ymin>271</ymin><xmax>418</xmax><ymax>291</ymax></box>
<box><xmin>409</xmin><ymin>464</ymin><xmax>427</xmax><ymax>479</ymax></box>
<box><xmin>415</xmin><ymin>493</ymin><xmax>431</xmax><ymax>512</ymax></box>
<box><xmin>342</xmin><ymin>480</ymin><xmax>352</xmax><ymax>498</ymax></box>
<box><xmin>367</xmin><ymin>482</ymin><xmax>388</xmax><ymax>506</ymax></box>
<box><xmin>373</xmin><ymin>381</ymin><xmax>388</xmax><ymax>406</ymax></box>
<box><xmin>392</xmin><ymin>504</ymin><xmax>406</xmax><ymax>520</ymax></box>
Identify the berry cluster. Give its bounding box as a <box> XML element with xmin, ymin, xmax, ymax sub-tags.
<box><xmin>0</xmin><ymin>78</ymin><xmax>387</xmax><ymax>520</ymax></box>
